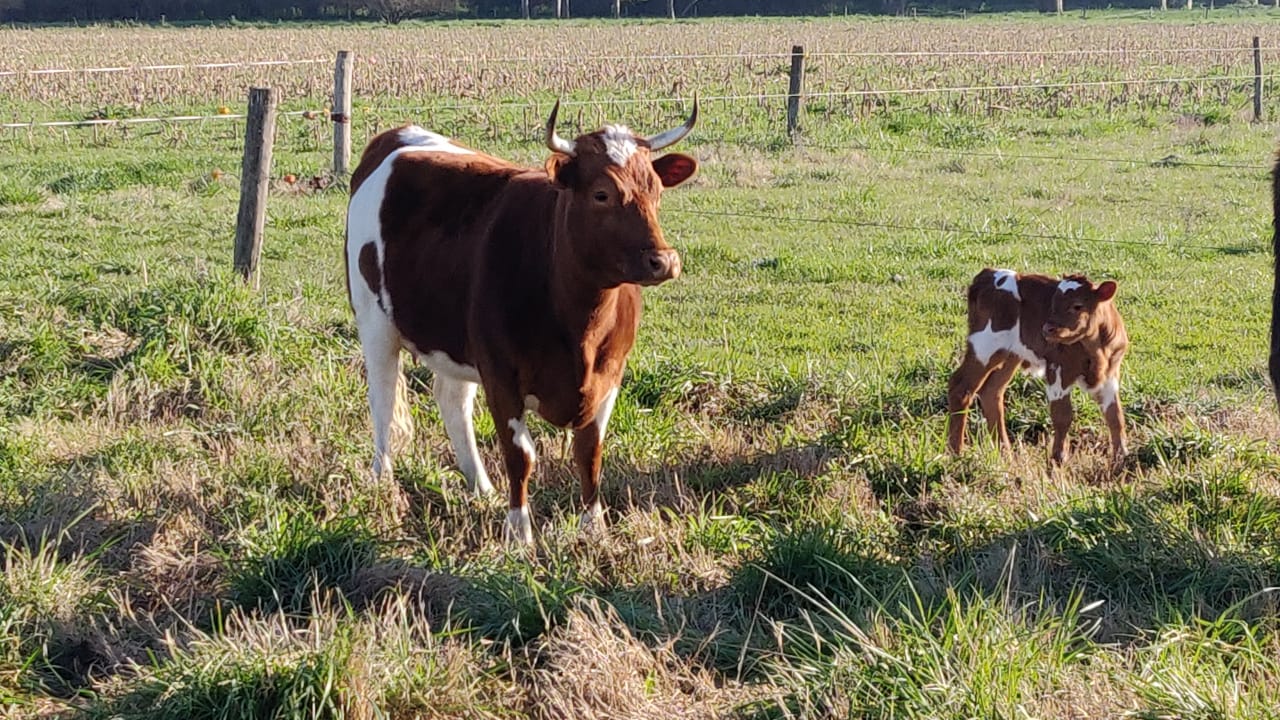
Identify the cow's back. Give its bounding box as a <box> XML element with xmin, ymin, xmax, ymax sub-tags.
<box><xmin>347</xmin><ymin>126</ymin><xmax>532</xmax><ymax>366</ymax></box>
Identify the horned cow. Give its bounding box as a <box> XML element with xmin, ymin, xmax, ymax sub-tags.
<box><xmin>344</xmin><ymin>101</ymin><xmax>698</xmax><ymax>544</ymax></box>
<box><xmin>946</xmin><ymin>268</ymin><xmax>1129</xmax><ymax>465</ymax></box>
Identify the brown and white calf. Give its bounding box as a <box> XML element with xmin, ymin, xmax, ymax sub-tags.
<box><xmin>344</xmin><ymin>101</ymin><xmax>698</xmax><ymax>544</ymax></box>
<box><xmin>946</xmin><ymin>268</ymin><xmax>1129</xmax><ymax>464</ymax></box>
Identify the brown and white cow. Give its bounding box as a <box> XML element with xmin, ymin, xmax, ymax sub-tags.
<box><xmin>344</xmin><ymin>101</ymin><xmax>698</xmax><ymax>544</ymax></box>
<box><xmin>946</xmin><ymin>268</ymin><xmax>1129</xmax><ymax>465</ymax></box>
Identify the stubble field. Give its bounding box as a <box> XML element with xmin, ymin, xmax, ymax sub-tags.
<box><xmin>3</xmin><ymin>11</ymin><xmax>1280</xmax><ymax>719</ymax></box>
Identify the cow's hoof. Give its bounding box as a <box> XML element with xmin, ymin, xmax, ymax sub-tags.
<box><xmin>580</xmin><ymin>501</ymin><xmax>605</xmax><ymax>534</ymax></box>
<box><xmin>469</xmin><ymin>473</ymin><xmax>495</xmax><ymax>496</ymax></box>
<box><xmin>503</xmin><ymin>506</ymin><xmax>534</xmax><ymax>545</ymax></box>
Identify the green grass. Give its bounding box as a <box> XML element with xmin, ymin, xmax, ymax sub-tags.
<box><xmin>3</xmin><ymin>14</ymin><xmax>1280</xmax><ymax>719</ymax></box>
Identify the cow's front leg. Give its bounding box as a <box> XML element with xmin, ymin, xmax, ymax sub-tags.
<box><xmin>1048</xmin><ymin>396</ymin><xmax>1074</xmax><ymax>465</ymax></box>
<box><xmin>491</xmin><ymin>395</ymin><xmax>535</xmax><ymax>545</ymax></box>
<box><xmin>573</xmin><ymin>387</ymin><xmax>619</xmax><ymax>532</ymax></box>
<box><xmin>1091</xmin><ymin>376</ymin><xmax>1127</xmax><ymax>464</ymax></box>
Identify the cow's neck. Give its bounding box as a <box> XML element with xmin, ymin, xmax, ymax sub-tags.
<box><xmin>548</xmin><ymin>196</ymin><xmax>628</xmax><ymax>352</ymax></box>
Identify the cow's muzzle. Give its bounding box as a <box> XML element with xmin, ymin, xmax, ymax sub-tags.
<box><xmin>638</xmin><ymin>248</ymin><xmax>681</xmax><ymax>286</ymax></box>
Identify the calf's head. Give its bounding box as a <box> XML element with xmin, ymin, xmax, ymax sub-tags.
<box><xmin>1042</xmin><ymin>275</ymin><xmax>1119</xmax><ymax>344</ymax></box>
<box><xmin>543</xmin><ymin>99</ymin><xmax>699</xmax><ymax>288</ymax></box>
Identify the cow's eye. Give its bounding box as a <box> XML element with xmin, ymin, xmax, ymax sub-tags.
<box><xmin>593</xmin><ymin>191</ymin><xmax>610</xmax><ymax>203</ymax></box>
<box><xmin>1072</xmin><ymin>303</ymin><xmax>1085</xmax><ymax>311</ymax></box>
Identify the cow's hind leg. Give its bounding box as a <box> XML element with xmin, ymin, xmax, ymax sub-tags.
<box><xmin>433</xmin><ymin>374</ymin><xmax>494</xmax><ymax>495</ymax></box>
<box><xmin>976</xmin><ymin>355</ymin><xmax>1019</xmax><ymax>454</ymax></box>
<box><xmin>948</xmin><ymin>349</ymin><xmax>997</xmax><ymax>454</ymax></box>
<box><xmin>357</xmin><ymin>310</ymin><xmax>413</xmax><ymax>482</ymax></box>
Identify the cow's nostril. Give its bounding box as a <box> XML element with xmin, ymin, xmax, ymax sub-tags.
<box><xmin>647</xmin><ymin>253</ymin><xmax>666</xmax><ymax>273</ymax></box>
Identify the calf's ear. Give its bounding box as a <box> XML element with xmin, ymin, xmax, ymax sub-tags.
<box><xmin>545</xmin><ymin>153</ymin><xmax>577</xmax><ymax>187</ymax></box>
<box><xmin>1095</xmin><ymin>280</ymin><xmax>1118</xmax><ymax>302</ymax></box>
<box><xmin>652</xmin><ymin>153</ymin><xmax>698</xmax><ymax>188</ymax></box>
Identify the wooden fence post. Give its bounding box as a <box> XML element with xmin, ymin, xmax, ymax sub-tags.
<box><xmin>667</xmin><ymin>0</ymin><xmax>675</xmax><ymax>17</ymax></box>
<box><xmin>1254</xmin><ymin>36</ymin><xmax>1263</xmax><ymax>122</ymax></box>
<box><xmin>333</xmin><ymin>50</ymin><xmax>353</xmax><ymax>180</ymax></box>
<box><xmin>613</xmin><ymin>0</ymin><xmax>620</xmax><ymax>17</ymax></box>
<box><xmin>521</xmin><ymin>0</ymin><xmax>529</xmax><ymax>18</ymax></box>
<box><xmin>787</xmin><ymin>45</ymin><xmax>805</xmax><ymax>136</ymax></box>
<box><xmin>234</xmin><ymin>87</ymin><xmax>277</xmax><ymax>289</ymax></box>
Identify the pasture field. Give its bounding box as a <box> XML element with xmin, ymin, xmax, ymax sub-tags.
<box><xmin>3</xmin><ymin>13</ymin><xmax>1280</xmax><ymax>719</ymax></box>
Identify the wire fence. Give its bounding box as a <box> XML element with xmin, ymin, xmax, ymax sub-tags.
<box><xmin>4</xmin><ymin>47</ymin><xmax>1280</xmax><ymax>76</ymax></box>
<box><xmin>666</xmin><ymin>208</ymin><xmax>1258</xmax><ymax>254</ymax></box>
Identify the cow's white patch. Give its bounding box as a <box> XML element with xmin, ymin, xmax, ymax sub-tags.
<box><xmin>1045</xmin><ymin>366</ymin><xmax>1083</xmax><ymax>401</ymax></box>
<box><xmin>397</xmin><ymin>126</ymin><xmax>475</xmax><ymax>155</ymax></box>
<box><xmin>992</xmin><ymin>269</ymin><xmax>1021</xmax><ymax>300</ymax></box>
<box><xmin>968</xmin><ymin>320</ymin><xmax>1045</xmax><ymax>374</ymax></box>
<box><xmin>347</xmin><ymin>159</ymin><xmax>394</xmax><ymax>315</ymax></box>
<box><xmin>509</xmin><ymin>417</ymin><xmax>536</xmax><ymax>463</ymax></box>
<box><xmin>1091</xmin><ymin>376</ymin><xmax>1120</xmax><ymax>411</ymax></box>
<box><xmin>434</xmin><ymin>375</ymin><xmax>493</xmax><ymax>495</ymax></box>
<box><xmin>416</xmin><ymin>349</ymin><xmax>481</xmax><ymax>383</ymax></box>
<box><xmin>524</xmin><ymin>395</ymin><xmax>540</xmax><ymax>413</ymax></box>
<box><xmin>1058</xmin><ymin>279</ymin><xmax>1082</xmax><ymax>293</ymax></box>
<box><xmin>504</xmin><ymin>506</ymin><xmax>533</xmax><ymax>545</ymax></box>
<box><xmin>594</xmin><ymin>387</ymin><xmax>619</xmax><ymax>435</ymax></box>
<box><xmin>601</xmin><ymin>125</ymin><xmax>638</xmax><ymax>166</ymax></box>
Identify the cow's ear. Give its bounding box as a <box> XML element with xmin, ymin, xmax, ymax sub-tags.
<box><xmin>1095</xmin><ymin>280</ymin><xmax>1118</xmax><ymax>302</ymax></box>
<box><xmin>652</xmin><ymin>153</ymin><xmax>698</xmax><ymax>188</ymax></box>
<box><xmin>545</xmin><ymin>153</ymin><xmax>576</xmax><ymax>186</ymax></box>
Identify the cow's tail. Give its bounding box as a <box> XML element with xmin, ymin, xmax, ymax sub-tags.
<box><xmin>390</xmin><ymin>369</ymin><xmax>414</xmax><ymax>453</ymax></box>
<box><xmin>1271</xmin><ymin>152</ymin><xmax>1280</xmax><ymax>411</ymax></box>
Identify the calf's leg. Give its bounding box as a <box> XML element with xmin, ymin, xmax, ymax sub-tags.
<box><xmin>1090</xmin><ymin>376</ymin><xmax>1127</xmax><ymax>462</ymax></box>
<box><xmin>948</xmin><ymin>349</ymin><xmax>1001</xmax><ymax>454</ymax></box>
<box><xmin>1048</xmin><ymin>396</ymin><xmax>1074</xmax><ymax>465</ymax></box>
<box><xmin>976</xmin><ymin>357</ymin><xmax>1019</xmax><ymax>454</ymax></box>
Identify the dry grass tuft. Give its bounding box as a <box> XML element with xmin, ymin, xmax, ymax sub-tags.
<box><xmin>525</xmin><ymin>598</ymin><xmax>747</xmax><ymax>720</ymax></box>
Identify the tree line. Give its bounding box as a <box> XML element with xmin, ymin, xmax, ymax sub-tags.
<box><xmin>0</xmin><ymin>0</ymin><xmax>1162</xmax><ymax>23</ymax></box>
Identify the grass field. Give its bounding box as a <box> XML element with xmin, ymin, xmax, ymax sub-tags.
<box><xmin>3</xmin><ymin>12</ymin><xmax>1280</xmax><ymax>719</ymax></box>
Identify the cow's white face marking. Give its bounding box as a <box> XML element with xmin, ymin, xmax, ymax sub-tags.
<box><xmin>968</xmin><ymin>320</ymin><xmax>1044</xmax><ymax>375</ymax></box>
<box><xmin>1092</xmin><ymin>376</ymin><xmax>1120</xmax><ymax>411</ymax></box>
<box><xmin>1058</xmin><ymin>279</ymin><xmax>1082</xmax><ymax>293</ymax></box>
<box><xmin>509</xmin><ymin>417</ymin><xmax>536</xmax><ymax>463</ymax></box>
<box><xmin>397</xmin><ymin>126</ymin><xmax>475</xmax><ymax>155</ymax></box>
<box><xmin>601</xmin><ymin>125</ymin><xmax>638</xmax><ymax>166</ymax></box>
<box><xmin>504</xmin><ymin>506</ymin><xmax>533</xmax><ymax>545</ymax></box>
<box><xmin>992</xmin><ymin>269</ymin><xmax>1021</xmax><ymax>300</ymax></box>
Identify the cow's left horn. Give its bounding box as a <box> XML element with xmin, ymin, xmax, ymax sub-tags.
<box><xmin>645</xmin><ymin>93</ymin><xmax>698</xmax><ymax>151</ymax></box>
<box><xmin>545</xmin><ymin>99</ymin><xmax>577</xmax><ymax>156</ymax></box>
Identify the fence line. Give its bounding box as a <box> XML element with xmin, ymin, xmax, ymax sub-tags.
<box><xmin>8</xmin><ymin>47</ymin><xmax>1278</xmax><ymax>77</ymax></box>
<box><xmin>0</xmin><ymin>109</ymin><xmax>320</xmax><ymax>129</ymax></box>
<box><xmin>361</xmin><ymin>71</ymin><xmax>1275</xmax><ymax>117</ymax></box>
<box><xmin>667</xmin><ymin>208</ymin><xmax>1254</xmax><ymax>254</ymax></box>
<box><xmin>0</xmin><ymin>58</ymin><xmax>329</xmax><ymax>78</ymax></box>
<box><xmin>790</xmin><ymin>142</ymin><xmax>1273</xmax><ymax>170</ymax></box>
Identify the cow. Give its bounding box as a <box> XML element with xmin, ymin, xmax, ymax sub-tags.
<box><xmin>344</xmin><ymin>100</ymin><xmax>699</xmax><ymax>544</ymax></box>
<box><xmin>946</xmin><ymin>268</ymin><xmax>1129</xmax><ymax>465</ymax></box>
<box><xmin>1270</xmin><ymin>154</ymin><xmax>1280</xmax><ymax>411</ymax></box>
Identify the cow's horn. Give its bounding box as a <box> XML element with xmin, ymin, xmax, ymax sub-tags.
<box><xmin>645</xmin><ymin>93</ymin><xmax>698</xmax><ymax>151</ymax></box>
<box><xmin>544</xmin><ymin>99</ymin><xmax>577</xmax><ymax>156</ymax></box>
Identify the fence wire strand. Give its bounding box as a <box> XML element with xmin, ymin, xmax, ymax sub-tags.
<box><xmin>667</xmin><ymin>208</ymin><xmax>1255</xmax><ymax>254</ymax></box>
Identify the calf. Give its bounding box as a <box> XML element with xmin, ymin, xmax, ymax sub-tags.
<box><xmin>946</xmin><ymin>268</ymin><xmax>1129</xmax><ymax>464</ymax></box>
<box><xmin>345</xmin><ymin>101</ymin><xmax>698</xmax><ymax>544</ymax></box>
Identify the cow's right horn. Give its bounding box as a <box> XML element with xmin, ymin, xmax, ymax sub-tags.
<box><xmin>645</xmin><ymin>93</ymin><xmax>699</xmax><ymax>151</ymax></box>
<box><xmin>544</xmin><ymin>99</ymin><xmax>577</xmax><ymax>156</ymax></box>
